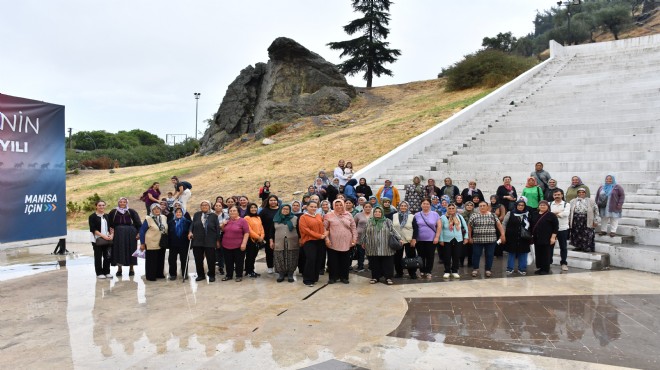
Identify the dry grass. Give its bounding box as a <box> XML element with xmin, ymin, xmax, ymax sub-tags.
<box><xmin>66</xmin><ymin>78</ymin><xmax>494</xmax><ymax>228</ymax></box>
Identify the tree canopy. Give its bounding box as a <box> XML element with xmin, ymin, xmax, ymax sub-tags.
<box><xmin>327</xmin><ymin>0</ymin><xmax>401</xmax><ymax>88</ymax></box>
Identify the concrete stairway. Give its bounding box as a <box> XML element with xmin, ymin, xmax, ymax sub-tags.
<box><xmin>357</xmin><ymin>35</ymin><xmax>660</xmax><ymax>273</ymax></box>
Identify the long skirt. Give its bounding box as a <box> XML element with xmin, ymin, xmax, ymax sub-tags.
<box><xmin>111</xmin><ymin>224</ymin><xmax>138</xmax><ymax>266</ymax></box>
<box><xmin>570</xmin><ymin>213</ymin><xmax>595</xmax><ymax>250</ymax></box>
<box><xmin>274</xmin><ymin>248</ymin><xmax>299</xmax><ymax>276</ymax></box>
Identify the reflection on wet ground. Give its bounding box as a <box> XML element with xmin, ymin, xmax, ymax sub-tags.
<box><xmin>390</xmin><ymin>294</ymin><xmax>660</xmax><ymax>369</ymax></box>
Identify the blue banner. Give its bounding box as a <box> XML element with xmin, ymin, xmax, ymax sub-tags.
<box><xmin>0</xmin><ymin>94</ymin><xmax>66</xmax><ymax>243</ymax></box>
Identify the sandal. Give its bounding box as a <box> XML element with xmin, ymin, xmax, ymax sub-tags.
<box><xmin>485</xmin><ymin>271</ymin><xmax>492</xmax><ymax>278</ymax></box>
<box><xmin>369</xmin><ymin>279</ymin><xmax>378</xmax><ymax>284</ymax></box>
<box><xmin>386</xmin><ymin>279</ymin><xmax>394</xmax><ymax>285</ymax></box>
<box><xmin>471</xmin><ymin>270</ymin><xmax>479</xmax><ymax>277</ymax></box>
<box><xmin>221</xmin><ymin>276</ymin><xmax>231</xmax><ymax>281</ymax></box>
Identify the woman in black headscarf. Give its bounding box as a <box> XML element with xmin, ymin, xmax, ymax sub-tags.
<box><xmin>270</xmin><ymin>204</ymin><xmax>300</xmax><ymax>282</ymax></box>
<box><xmin>168</xmin><ymin>208</ymin><xmax>192</xmax><ymax>280</ymax></box>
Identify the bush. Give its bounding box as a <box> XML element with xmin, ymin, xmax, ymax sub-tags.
<box><xmin>442</xmin><ymin>50</ymin><xmax>538</xmax><ymax>91</ymax></box>
<box><xmin>81</xmin><ymin>156</ymin><xmax>115</xmax><ymax>169</ymax></box>
<box><xmin>264</xmin><ymin>123</ymin><xmax>286</xmax><ymax>137</ymax></box>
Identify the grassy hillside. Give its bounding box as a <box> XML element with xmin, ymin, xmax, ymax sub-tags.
<box><xmin>66</xmin><ymin>79</ymin><xmax>493</xmax><ymax>228</ymax></box>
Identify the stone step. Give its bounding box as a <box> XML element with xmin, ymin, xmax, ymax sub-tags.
<box><xmin>442</xmin><ymin>161</ymin><xmax>660</xmax><ymax>173</ymax></box>
<box><xmin>457</xmin><ymin>142</ymin><xmax>660</xmax><ymax>154</ymax></box>
<box><xmin>446</xmin><ymin>151</ymin><xmax>660</xmax><ymax>163</ymax></box>
<box><xmin>489</xmin><ymin>120</ymin><xmax>660</xmax><ymax>131</ymax></box>
<box><xmin>622</xmin><ymin>209</ymin><xmax>660</xmax><ymax>219</ymax></box>
<box><xmin>637</xmin><ymin>189</ymin><xmax>660</xmax><ymax>196</ymax></box>
<box><xmin>473</xmin><ymin>134</ymin><xmax>660</xmax><ymax>146</ymax></box>
<box><xmin>614</xmin><ymin>225</ymin><xmax>660</xmax><ymax>246</ymax></box>
<box><xmin>595</xmin><ymin>234</ymin><xmax>634</xmax><ymax>244</ymax></box>
<box><xmin>624</xmin><ymin>202</ymin><xmax>660</xmax><ymax>211</ymax></box>
<box><xmin>618</xmin><ymin>217</ymin><xmax>660</xmax><ymax>228</ymax></box>
<box><xmin>594</xmin><ymin>242</ymin><xmax>660</xmax><ymax>274</ymax></box>
<box><xmin>625</xmin><ymin>195</ymin><xmax>660</xmax><ymax>204</ymax></box>
<box><xmin>551</xmin><ymin>255</ymin><xmax>605</xmax><ymax>270</ymax></box>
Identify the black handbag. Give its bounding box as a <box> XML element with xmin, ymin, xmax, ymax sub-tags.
<box><xmin>520</xmin><ymin>225</ymin><xmax>532</xmax><ymax>240</ymax></box>
<box><xmin>159</xmin><ymin>234</ymin><xmax>169</xmax><ymax>248</ymax></box>
<box><xmin>388</xmin><ymin>232</ymin><xmax>403</xmax><ymax>250</ymax></box>
<box><xmin>95</xmin><ymin>236</ymin><xmax>113</xmax><ymax>247</ymax></box>
<box><xmin>402</xmin><ymin>256</ymin><xmax>423</xmax><ymax>269</ymax></box>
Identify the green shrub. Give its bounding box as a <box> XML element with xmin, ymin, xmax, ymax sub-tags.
<box><xmin>264</xmin><ymin>123</ymin><xmax>286</xmax><ymax>137</ymax></box>
<box><xmin>442</xmin><ymin>50</ymin><xmax>538</xmax><ymax>91</ymax></box>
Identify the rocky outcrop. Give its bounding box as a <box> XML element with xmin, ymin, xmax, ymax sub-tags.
<box><xmin>200</xmin><ymin>37</ymin><xmax>355</xmax><ymax>154</ymax></box>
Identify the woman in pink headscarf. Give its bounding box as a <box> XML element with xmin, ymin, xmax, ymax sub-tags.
<box><xmin>323</xmin><ymin>199</ymin><xmax>357</xmax><ymax>284</ymax></box>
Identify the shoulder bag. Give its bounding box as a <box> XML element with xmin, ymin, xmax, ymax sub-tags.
<box><xmin>388</xmin><ymin>223</ymin><xmax>403</xmax><ymax>251</ymax></box>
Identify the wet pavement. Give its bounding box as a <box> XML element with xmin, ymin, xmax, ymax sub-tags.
<box><xmin>1</xmin><ymin>242</ymin><xmax>659</xmax><ymax>369</ymax></box>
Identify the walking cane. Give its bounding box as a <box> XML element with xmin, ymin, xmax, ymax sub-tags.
<box><xmin>182</xmin><ymin>238</ymin><xmax>193</xmax><ymax>282</ymax></box>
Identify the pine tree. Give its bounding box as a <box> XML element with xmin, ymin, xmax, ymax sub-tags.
<box><xmin>328</xmin><ymin>0</ymin><xmax>401</xmax><ymax>88</ymax></box>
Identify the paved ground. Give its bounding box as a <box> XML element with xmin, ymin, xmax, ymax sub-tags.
<box><xmin>1</xmin><ymin>242</ymin><xmax>658</xmax><ymax>369</ymax></box>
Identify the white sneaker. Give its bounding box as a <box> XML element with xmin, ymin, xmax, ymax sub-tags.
<box><xmin>97</xmin><ymin>275</ymin><xmax>106</xmax><ymax>279</ymax></box>
<box><xmin>561</xmin><ymin>265</ymin><xmax>569</xmax><ymax>271</ymax></box>
<box><xmin>267</xmin><ymin>268</ymin><xmax>274</xmax><ymax>274</ymax></box>
<box><xmin>443</xmin><ymin>273</ymin><xmax>450</xmax><ymax>279</ymax></box>
<box><xmin>105</xmin><ymin>274</ymin><xmax>113</xmax><ymax>279</ymax></box>
<box><xmin>452</xmin><ymin>273</ymin><xmax>460</xmax><ymax>279</ymax></box>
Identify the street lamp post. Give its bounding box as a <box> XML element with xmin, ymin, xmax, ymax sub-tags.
<box><xmin>194</xmin><ymin>92</ymin><xmax>201</xmax><ymax>140</ymax></box>
<box><xmin>557</xmin><ymin>0</ymin><xmax>582</xmax><ymax>45</ymax></box>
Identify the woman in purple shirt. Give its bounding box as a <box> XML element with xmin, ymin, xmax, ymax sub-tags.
<box><xmin>220</xmin><ymin>206</ymin><xmax>250</xmax><ymax>281</ymax></box>
<box><xmin>411</xmin><ymin>198</ymin><xmax>441</xmax><ymax>279</ymax></box>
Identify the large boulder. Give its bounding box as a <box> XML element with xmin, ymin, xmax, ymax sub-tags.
<box><xmin>200</xmin><ymin>37</ymin><xmax>355</xmax><ymax>154</ymax></box>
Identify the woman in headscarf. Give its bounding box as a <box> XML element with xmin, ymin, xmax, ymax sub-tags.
<box><xmin>569</xmin><ymin>188</ymin><xmax>600</xmax><ymax>252</ymax></box>
<box><xmin>496</xmin><ymin>176</ymin><xmax>518</xmax><ymax>212</ymax></box>
<box><xmin>325</xmin><ymin>177</ymin><xmax>340</xmax><ymax>204</ymax></box>
<box><xmin>566</xmin><ymin>176</ymin><xmax>591</xmax><ymax>202</ymax></box>
<box><xmin>530</xmin><ymin>200</ymin><xmax>558</xmax><ymax>275</ymax></box>
<box><xmin>439</xmin><ymin>177</ymin><xmax>460</xmax><ymax>199</ymax></box>
<box><xmin>159</xmin><ymin>199</ymin><xmax>170</xmax><ymax>219</ymax></box>
<box><xmin>139</xmin><ymin>203</ymin><xmax>168</xmax><ymax>281</ymax></box>
<box><xmin>461</xmin><ymin>180</ymin><xmax>485</xmax><ymax>204</ymax></box>
<box><xmin>430</xmin><ymin>195</ymin><xmax>441</xmax><ymax>213</ymax></box>
<box><xmin>489</xmin><ymin>195</ymin><xmax>506</xmax><ymax>222</ymax></box>
<box><xmin>596</xmin><ymin>175</ymin><xmax>625</xmax><ymax>237</ymax></box>
<box><xmin>522</xmin><ymin>177</ymin><xmax>543</xmax><ymax>210</ymax></box>
<box><xmin>356</xmin><ymin>178</ymin><xmax>373</xmax><ymax>200</ymax></box>
<box><xmin>362</xmin><ymin>206</ymin><xmax>402</xmax><ymax>285</ymax></box>
<box><xmin>502</xmin><ymin>200</ymin><xmax>532</xmax><ymax>275</ymax></box>
<box><xmin>169</xmin><ymin>200</ymin><xmax>192</xmax><ymax>222</ymax></box>
<box><xmin>324</xmin><ymin>199</ymin><xmax>358</xmax><ymax>284</ymax></box>
<box><xmin>89</xmin><ymin>199</ymin><xmax>112</xmax><ymax>279</ymax></box>
<box><xmin>354</xmin><ymin>202</ymin><xmax>373</xmax><ymax>273</ymax></box>
<box><xmin>425</xmin><ymin>179</ymin><xmax>441</xmax><ymax>198</ymax></box>
<box><xmin>258</xmin><ymin>195</ymin><xmax>280</xmax><ymax>274</ymax></box>
<box><xmin>313</xmin><ymin>178</ymin><xmax>327</xmax><ymax>200</ymax></box>
<box><xmin>167</xmin><ymin>207</ymin><xmax>191</xmax><ymax>280</ymax></box>
<box><xmin>392</xmin><ymin>201</ymin><xmax>417</xmax><ymax>279</ymax></box>
<box><xmin>368</xmin><ymin>195</ymin><xmax>379</xmax><ymax>208</ymax></box>
<box><xmin>188</xmin><ymin>200</ymin><xmax>220</xmax><ymax>282</ymax></box>
<box><xmin>317</xmin><ymin>170</ymin><xmax>331</xmax><ymax>187</ymax></box>
<box><xmin>381</xmin><ymin>197</ymin><xmax>396</xmax><ymax>220</ymax></box>
<box><xmin>291</xmin><ymin>200</ymin><xmax>303</xmax><ymax>217</ymax></box>
<box><xmin>460</xmin><ymin>201</ymin><xmax>475</xmax><ymax>267</ymax></box>
<box><xmin>270</xmin><ymin>204</ymin><xmax>300</xmax><ymax>283</ymax></box>
<box><xmin>107</xmin><ymin>197</ymin><xmax>142</xmax><ymax>277</ymax></box>
<box><xmin>244</xmin><ymin>203</ymin><xmax>265</xmax><ymax>278</ymax></box>
<box><xmin>404</xmin><ymin>176</ymin><xmax>425</xmax><ymax>214</ymax></box>
<box><xmin>439</xmin><ymin>203</ymin><xmax>468</xmax><ymax>280</ymax></box>
<box><xmin>454</xmin><ymin>195</ymin><xmax>465</xmax><ymax>214</ymax></box>
<box><xmin>320</xmin><ymin>200</ymin><xmax>331</xmax><ymax>216</ymax></box>
<box><xmin>299</xmin><ymin>201</ymin><xmax>327</xmax><ymax>287</ymax></box>
<box><xmin>543</xmin><ymin>179</ymin><xmax>564</xmax><ymax>202</ymax></box>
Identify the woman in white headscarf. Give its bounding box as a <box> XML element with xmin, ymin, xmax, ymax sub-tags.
<box><xmin>107</xmin><ymin>197</ymin><xmax>142</xmax><ymax>277</ymax></box>
<box><xmin>392</xmin><ymin>201</ymin><xmax>418</xmax><ymax>279</ymax></box>
<box><xmin>139</xmin><ymin>203</ymin><xmax>168</xmax><ymax>281</ymax></box>
<box><xmin>188</xmin><ymin>200</ymin><xmax>220</xmax><ymax>282</ymax></box>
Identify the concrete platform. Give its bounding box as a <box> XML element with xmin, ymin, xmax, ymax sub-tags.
<box><xmin>2</xmin><ymin>242</ymin><xmax>660</xmax><ymax>369</ymax></box>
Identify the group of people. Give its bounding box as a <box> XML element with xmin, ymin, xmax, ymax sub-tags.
<box><xmin>88</xmin><ymin>161</ymin><xmax>625</xmax><ymax>285</ymax></box>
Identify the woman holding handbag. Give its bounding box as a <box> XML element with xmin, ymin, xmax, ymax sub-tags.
<box><xmin>502</xmin><ymin>200</ymin><xmax>532</xmax><ymax>275</ymax></box>
<box><xmin>411</xmin><ymin>198</ymin><xmax>441</xmax><ymax>280</ymax></box>
<box><xmin>362</xmin><ymin>206</ymin><xmax>402</xmax><ymax>285</ymax></box>
<box><xmin>89</xmin><ymin>200</ymin><xmax>113</xmax><ymax>279</ymax></box>
<box><xmin>139</xmin><ymin>204</ymin><xmax>168</xmax><ymax>281</ymax></box>
<box><xmin>530</xmin><ymin>200</ymin><xmax>558</xmax><ymax>275</ymax></box>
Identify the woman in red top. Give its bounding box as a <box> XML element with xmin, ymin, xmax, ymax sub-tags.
<box><xmin>220</xmin><ymin>206</ymin><xmax>250</xmax><ymax>282</ymax></box>
<box><xmin>298</xmin><ymin>201</ymin><xmax>326</xmax><ymax>287</ymax></box>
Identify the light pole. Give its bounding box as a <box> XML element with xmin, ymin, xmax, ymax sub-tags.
<box><xmin>557</xmin><ymin>0</ymin><xmax>582</xmax><ymax>45</ymax></box>
<box><xmin>194</xmin><ymin>92</ymin><xmax>201</xmax><ymax>140</ymax></box>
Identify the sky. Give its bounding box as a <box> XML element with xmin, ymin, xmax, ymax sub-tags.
<box><xmin>0</xmin><ymin>0</ymin><xmax>548</xmax><ymax>143</ymax></box>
